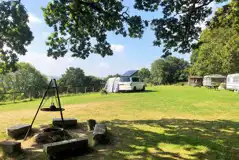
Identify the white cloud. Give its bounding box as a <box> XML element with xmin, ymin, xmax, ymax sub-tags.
<box><xmin>111</xmin><ymin>44</ymin><xmax>125</xmax><ymax>54</ymax></box>
<box><xmin>18</xmin><ymin>52</ymin><xmax>113</xmax><ymax>77</ymax></box>
<box><xmin>19</xmin><ymin>52</ymin><xmax>75</xmax><ymax>76</ymax></box>
<box><xmin>99</xmin><ymin>62</ymin><xmax>110</xmax><ymax>69</ymax></box>
<box><xmin>28</xmin><ymin>13</ymin><xmax>42</xmax><ymax>24</ymax></box>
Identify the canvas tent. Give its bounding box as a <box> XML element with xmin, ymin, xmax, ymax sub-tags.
<box><xmin>203</xmin><ymin>74</ymin><xmax>226</xmax><ymax>87</ymax></box>
<box><xmin>105</xmin><ymin>77</ymin><xmax>120</xmax><ymax>93</ymax></box>
<box><xmin>226</xmin><ymin>73</ymin><xmax>239</xmax><ymax>91</ymax></box>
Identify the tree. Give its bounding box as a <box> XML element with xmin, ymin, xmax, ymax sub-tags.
<box><xmin>0</xmin><ymin>0</ymin><xmax>33</xmax><ymax>73</ymax></box>
<box><xmin>0</xmin><ymin>62</ymin><xmax>48</xmax><ymax>98</ymax></box>
<box><xmin>84</xmin><ymin>76</ymin><xmax>104</xmax><ymax>91</ymax></box>
<box><xmin>151</xmin><ymin>56</ymin><xmax>189</xmax><ymax>85</ymax></box>
<box><xmin>42</xmin><ymin>0</ymin><xmax>145</xmax><ymax>60</ymax></box>
<box><xmin>0</xmin><ymin>0</ymin><xmax>230</xmax><ymax>72</ymax></box>
<box><xmin>138</xmin><ymin>68</ymin><xmax>150</xmax><ymax>83</ymax></box>
<box><xmin>209</xmin><ymin>0</ymin><xmax>239</xmax><ymax>30</ymax></box>
<box><xmin>42</xmin><ymin>0</ymin><xmax>228</xmax><ymax>60</ymax></box>
<box><xmin>58</xmin><ymin>67</ymin><xmax>85</xmax><ymax>88</ymax></box>
<box><xmin>190</xmin><ymin>1</ymin><xmax>239</xmax><ymax>76</ymax></box>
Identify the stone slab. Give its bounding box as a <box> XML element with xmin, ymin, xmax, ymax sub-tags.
<box><xmin>43</xmin><ymin>137</ymin><xmax>88</xmax><ymax>160</ymax></box>
<box><xmin>7</xmin><ymin>124</ymin><xmax>30</xmax><ymax>139</ymax></box>
<box><xmin>0</xmin><ymin>141</ymin><xmax>21</xmax><ymax>154</ymax></box>
<box><xmin>93</xmin><ymin>124</ymin><xmax>107</xmax><ymax>144</ymax></box>
<box><xmin>52</xmin><ymin>118</ymin><xmax>77</xmax><ymax>128</ymax></box>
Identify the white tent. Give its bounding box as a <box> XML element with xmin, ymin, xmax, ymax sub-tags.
<box><xmin>105</xmin><ymin>77</ymin><xmax>120</xmax><ymax>93</ymax></box>
<box><xmin>226</xmin><ymin>73</ymin><xmax>239</xmax><ymax>91</ymax></box>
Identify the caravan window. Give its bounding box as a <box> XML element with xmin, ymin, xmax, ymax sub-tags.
<box><xmin>212</xmin><ymin>78</ymin><xmax>225</xmax><ymax>83</ymax></box>
<box><xmin>233</xmin><ymin>77</ymin><xmax>239</xmax><ymax>82</ymax></box>
<box><xmin>120</xmin><ymin>77</ymin><xmax>130</xmax><ymax>82</ymax></box>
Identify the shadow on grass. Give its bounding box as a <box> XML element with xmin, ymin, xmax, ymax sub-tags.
<box><xmin>99</xmin><ymin>119</ymin><xmax>239</xmax><ymax>160</ymax></box>
<box><xmin>119</xmin><ymin>90</ymin><xmax>158</xmax><ymax>94</ymax></box>
<box><xmin>2</xmin><ymin>119</ymin><xmax>238</xmax><ymax>160</ymax></box>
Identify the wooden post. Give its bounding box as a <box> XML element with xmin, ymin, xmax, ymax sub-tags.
<box><xmin>85</xmin><ymin>87</ymin><xmax>87</xmax><ymax>93</ymax></box>
<box><xmin>12</xmin><ymin>92</ymin><xmax>15</xmax><ymax>103</ymax></box>
<box><xmin>29</xmin><ymin>90</ymin><xmax>32</xmax><ymax>101</ymax></box>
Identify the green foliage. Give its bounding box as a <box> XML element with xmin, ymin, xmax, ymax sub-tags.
<box><xmin>0</xmin><ymin>0</ymin><xmax>231</xmax><ymax>72</ymax></box>
<box><xmin>138</xmin><ymin>68</ymin><xmax>151</xmax><ymax>83</ymax></box>
<box><xmin>42</xmin><ymin>0</ymin><xmax>145</xmax><ymax>60</ymax></box>
<box><xmin>190</xmin><ymin>1</ymin><xmax>239</xmax><ymax>76</ymax></box>
<box><xmin>84</xmin><ymin>76</ymin><xmax>104</xmax><ymax>89</ymax></box>
<box><xmin>209</xmin><ymin>0</ymin><xmax>239</xmax><ymax>30</ymax></box>
<box><xmin>151</xmin><ymin>56</ymin><xmax>189</xmax><ymax>85</ymax></box>
<box><xmin>0</xmin><ymin>0</ymin><xmax>33</xmax><ymax>73</ymax></box>
<box><xmin>58</xmin><ymin>67</ymin><xmax>104</xmax><ymax>91</ymax></box>
<box><xmin>58</xmin><ymin>67</ymin><xmax>85</xmax><ymax>87</ymax></box>
<box><xmin>0</xmin><ymin>62</ymin><xmax>48</xmax><ymax>99</ymax></box>
<box><xmin>42</xmin><ymin>0</ymin><xmax>228</xmax><ymax>59</ymax></box>
<box><xmin>147</xmin><ymin>0</ymin><xmax>227</xmax><ymax>56</ymax></box>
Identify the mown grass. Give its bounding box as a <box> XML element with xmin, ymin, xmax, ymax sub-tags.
<box><xmin>0</xmin><ymin>86</ymin><xmax>239</xmax><ymax>160</ymax></box>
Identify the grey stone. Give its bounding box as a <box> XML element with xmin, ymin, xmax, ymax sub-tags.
<box><xmin>0</xmin><ymin>141</ymin><xmax>21</xmax><ymax>155</ymax></box>
<box><xmin>7</xmin><ymin>124</ymin><xmax>30</xmax><ymax>139</ymax></box>
<box><xmin>43</xmin><ymin>137</ymin><xmax>88</xmax><ymax>160</ymax></box>
<box><xmin>34</xmin><ymin>129</ymin><xmax>68</xmax><ymax>144</ymax></box>
<box><xmin>52</xmin><ymin>118</ymin><xmax>77</xmax><ymax>128</ymax></box>
<box><xmin>87</xmin><ymin>119</ymin><xmax>96</xmax><ymax>130</ymax></box>
<box><xmin>93</xmin><ymin>124</ymin><xmax>107</xmax><ymax>144</ymax></box>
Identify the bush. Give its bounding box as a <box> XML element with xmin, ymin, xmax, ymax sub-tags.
<box><xmin>174</xmin><ymin>82</ymin><xmax>188</xmax><ymax>86</ymax></box>
<box><xmin>100</xmin><ymin>88</ymin><xmax>108</xmax><ymax>95</ymax></box>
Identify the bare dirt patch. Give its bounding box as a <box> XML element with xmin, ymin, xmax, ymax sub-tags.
<box><xmin>0</xmin><ymin>101</ymin><xmax>125</xmax><ymax>140</ymax></box>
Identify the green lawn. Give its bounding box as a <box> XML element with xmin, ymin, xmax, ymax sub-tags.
<box><xmin>0</xmin><ymin>86</ymin><xmax>239</xmax><ymax>160</ymax></box>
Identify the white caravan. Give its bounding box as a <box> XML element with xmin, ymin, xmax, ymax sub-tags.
<box><xmin>203</xmin><ymin>74</ymin><xmax>226</xmax><ymax>88</ymax></box>
<box><xmin>226</xmin><ymin>73</ymin><xmax>239</xmax><ymax>91</ymax></box>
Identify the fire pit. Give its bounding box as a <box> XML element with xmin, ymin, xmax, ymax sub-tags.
<box><xmin>33</xmin><ymin>127</ymin><xmax>71</xmax><ymax>144</ymax></box>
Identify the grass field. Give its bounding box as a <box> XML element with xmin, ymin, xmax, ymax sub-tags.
<box><xmin>0</xmin><ymin>86</ymin><xmax>239</xmax><ymax>160</ymax></box>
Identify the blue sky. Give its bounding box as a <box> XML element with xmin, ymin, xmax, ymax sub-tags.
<box><xmin>19</xmin><ymin>0</ymin><xmax>224</xmax><ymax>77</ymax></box>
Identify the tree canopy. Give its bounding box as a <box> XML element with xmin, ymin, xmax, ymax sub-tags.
<box><xmin>138</xmin><ymin>68</ymin><xmax>151</xmax><ymax>83</ymax></box>
<box><xmin>0</xmin><ymin>0</ymin><xmax>231</xmax><ymax>72</ymax></box>
<box><xmin>58</xmin><ymin>67</ymin><xmax>85</xmax><ymax>87</ymax></box>
<box><xmin>0</xmin><ymin>62</ymin><xmax>48</xmax><ymax>99</ymax></box>
<box><xmin>43</xmin><ymin>0</ymin><xmax>227</xmax><ymax>59</ymax></box>
<box><xmin>0</xmin><ymin>0</ymin><xmax>33</xmax><ymax>73</ymax></box>
<box><xmin>151</xmin><ymin>56</ymin><xmax>189</xmax><ymax>85</ymax></box>
<box><xmin>190</xmin><ymin>0</ymin><xmax>239</xmax><ymax>76</ymax></box>
<box><xmin>58</xmin><ymin>67</ymin><xmax>104</xmax><ymax>90</ymax></box>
